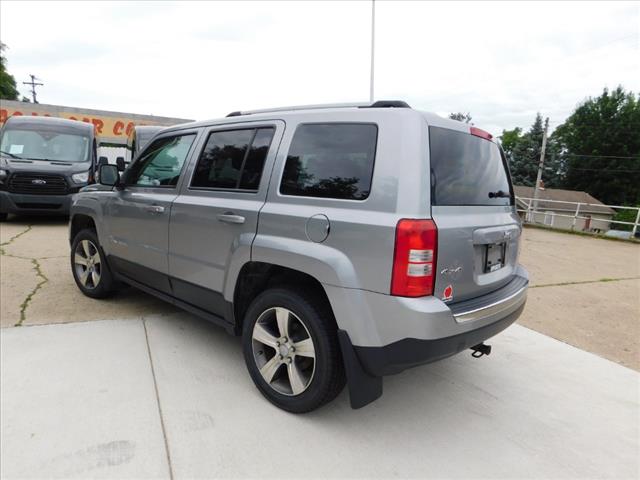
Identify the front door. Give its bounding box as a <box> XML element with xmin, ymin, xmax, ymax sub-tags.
<box><xmin>168</xmin><ymin>122</ymin><xmax>283</xmax><ymax>316</ymax></box>
<box><xmin>105</xmin><ymin>131</ymin><xmax>199</xmax><ymax>293</ymax></box>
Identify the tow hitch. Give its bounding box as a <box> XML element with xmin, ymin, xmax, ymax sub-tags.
<box><xmin>470</xmin><ymin>343</ymin><xmax>492</xmax><ymax>358</ymax></box>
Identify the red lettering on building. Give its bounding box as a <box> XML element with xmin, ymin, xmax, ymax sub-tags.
<box><xmin>91</xmin><ymin>118</ymin><xmax>104</xmax><ymax>134</ymax></box>
<box><xmin>0</xmin><ymin>109</ymin><xmax>7</xmax><ymax>123</ymax></box>
<box><xmin>113</xmin><ymin>121</ymin><xmax>125</xmax><ymax>135</ymax></box>
<box><xmin>125</xmin><ymin>122</ymin><xmax>134</xmax><ymax>136</ymax></box>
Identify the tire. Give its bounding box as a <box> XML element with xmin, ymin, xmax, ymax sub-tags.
<box><xmin>242</xmin><ymin>287</ymin><xmax>346</xmax><ymax>413</ymax></box>
<box><xmin>0</xmin><ymin>213</ymin><xmax>7</xmax><ymax>222</ymax></box>
<box><xmin>70</xmin><ymin>228</ymin><xmax>117</xmax><ymax>299</ymax></box>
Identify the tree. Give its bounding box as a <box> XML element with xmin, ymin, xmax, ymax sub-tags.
<box><xmin>553</xmin><ymin>86</ymin><xmax>640</xmax><ymax>205</ymax></box>
<box><xmin>449</xmin><ymin>112</ymin><xmax>472</xmax><ymax>123</ymax></box>
<box><xmin>0</xmin><ymin>43</ymin><xmax>19</xmax><ymax>100</ymax></box>
<box><xmin>500</xmin><ymin>114</ymin><xmax>565</xmax><ymax>188</ymax></box>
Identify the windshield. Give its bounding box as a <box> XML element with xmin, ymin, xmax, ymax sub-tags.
<box><xmin>429</xmin><ymin>126</ymin><xmax>513</xmax><ymax>206</ymax></box>
<box><xmin>0</xmin><ymin>128</ymin><xmax>90</xmax><ymax>163</ymax></box>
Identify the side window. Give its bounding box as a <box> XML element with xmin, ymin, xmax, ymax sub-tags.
<box><xmin>280</xmin><ymin>123</ymin><xmax>378</xmax><ymax>200</ymax></box>
<box><xmin>129</xmin><ymin>134</ymin><xmax>195</xmax><ymax>187</ymax></box>
<box><xmin>190</xmin><ymin>127</ymin><xmax>275</xmax><ymax>191</ymax></box>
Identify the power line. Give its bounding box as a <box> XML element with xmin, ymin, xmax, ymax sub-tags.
<box><xmin>22</xmin><ymin>74</ymin><xmax>43</xmax><ymax>103</ymax></box>
<box><xmin>561</xmin><ymin>154</ymin><xmax>640</xmax><ymax>160</ymax></box>
<box><xmin>567</xmin><ymin>168</ymin><xmax>640</xmax><ymax>173</ymax></box>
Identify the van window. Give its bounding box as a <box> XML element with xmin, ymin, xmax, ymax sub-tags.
<box><xmin>429</xmin><ymin>126</ymin><xmax>512</xmax><ymax>206</ymax></box>
<box><xmin>280</xmin><ymin>123</ymin><xmax>377</xmax><ymax>200</ymax></box>
<box><xmin>191</xmin><ymin>127</ymin><xmax>274</xmax><ymax>191</ymax></box>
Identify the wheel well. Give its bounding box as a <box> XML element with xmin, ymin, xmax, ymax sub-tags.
<box><xmin>233</xmin><ymin>262</ymin><xmax>334</xmax><ymax>334</ymax></box>
<box><xmin>70</xmin><ymin>214</ymin><xmax>97</xmax><ymax>244</ymax></box>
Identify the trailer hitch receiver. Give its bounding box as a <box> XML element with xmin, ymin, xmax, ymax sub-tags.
<box><xmin>470</xmin><ymin>343</ymin><xmax>492</xmax><ymax>358</ymax></box>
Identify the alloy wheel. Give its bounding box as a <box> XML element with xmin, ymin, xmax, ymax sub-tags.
<box><xmin>73</xmin><ymin>239</ymin><xmax>102</xmax><ymax>289</ymax></box>
<box><xmin>251</xmin><ymin>307</ymin><xmax>316</xmax><ymax>396</ymax></box>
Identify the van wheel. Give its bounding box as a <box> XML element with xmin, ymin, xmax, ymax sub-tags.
<box><xmin>70</xmin><ymin>228</ymin><xmax>116</xmax><ymax>298</ymax></box>
<box><xmin>242</xmin><ymin>287</ymin><xmax>346</xmax><ymax>413</ymax></box>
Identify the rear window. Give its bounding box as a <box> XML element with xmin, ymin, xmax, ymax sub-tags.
<box><xmin>280</xmin><ymin>123</ymin><xmax>377</xmax><ymax>200</ymax></box>
<box><xmin>429</xmin><ymin>126</ymin><xmax>512</xmax><ymax>206</ymax></box>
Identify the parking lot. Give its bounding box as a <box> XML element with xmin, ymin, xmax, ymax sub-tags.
<box><xmin>1</xmin><ymin>217</ymin><xmax>639</xmax><ymax>478</ymax></box>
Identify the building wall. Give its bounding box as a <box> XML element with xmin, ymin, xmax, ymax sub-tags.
<box><xmin>0</xmin><ymin>100</ymin><xmax>191</xmax><ymax>145</ymax></box>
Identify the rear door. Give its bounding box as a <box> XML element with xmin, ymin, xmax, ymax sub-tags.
<box><xmin>168</xmin><ymin>121</ymin><xmax>283</xmax><ymax>317</ymax></box>
<box><xmin>429</xmin><ymin>126</ymin><xmax>521</xmax><ymax>304</ymax></box>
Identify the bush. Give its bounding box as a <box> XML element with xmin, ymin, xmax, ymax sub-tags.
<box><xmin>612</xmin><ymin>206</ymin><xmax>640</xmax><ymax>232</ymax></box>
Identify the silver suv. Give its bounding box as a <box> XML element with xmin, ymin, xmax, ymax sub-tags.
<box><xmin>69</xmin><ymin>101</ymin><xmax>528</xmax><ymax>413</ymax></box>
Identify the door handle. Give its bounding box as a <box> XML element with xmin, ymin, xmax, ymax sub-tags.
<box><xmin>217</xmin><ymin>213</ymin><xmax>245</xmax><ymax>224</ymax></box>
<box><xmin>144</xmin><ymin>205</ymin><xmax>165</xmax><ymax>214</ymax></box>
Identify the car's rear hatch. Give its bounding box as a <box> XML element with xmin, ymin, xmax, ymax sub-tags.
<box><xmin>428</xmin><ymin>124</ymin><xmax>522</xmax><ymax>304</ymax></box>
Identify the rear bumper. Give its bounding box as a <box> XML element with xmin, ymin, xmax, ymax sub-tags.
<box><xmin>344</xmin><ymin>269</ymin><xmax>528</xmax><ymax>376</ymax></box>
<box><xmin>353</xmin><ymin>303</ymin><xmax>524</xmax><ymax>376</ymax></box>
<box><xmin>0</xmin><ymin>191</ymin><xmax>72</xmax><ymax>215</ymax></box>
<box><xmin>331</xmin><ymin>267</ymin><xmax>528</xmax><ymax>408</ymax></box>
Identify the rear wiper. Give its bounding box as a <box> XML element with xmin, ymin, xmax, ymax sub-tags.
<box><xmin>488</xmin><ymin>190</ymin><xmax>510</xmax><ymax>199</ymax></box>
<box><xmin>0</xmin><ymin>149</ymin><xmax>23</xmax><ymax>159</ymax></box>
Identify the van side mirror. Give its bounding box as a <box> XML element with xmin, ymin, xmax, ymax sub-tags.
<box><xmin>99</xmin><ymin>164</ymin><xmax>120</xmax><ymax>187</ymax></box>
<box><xmin>116</xmin><ymin>157</ymin><xmax>126</xmax><ymax>172</ymax></box>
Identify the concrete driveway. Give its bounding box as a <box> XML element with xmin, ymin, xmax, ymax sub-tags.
<box><xmin>1</xmin><ymin>218</ymin><xmax>639</xmax><ymax>478</ymax></box>
<box><xmin>2</xmin><ymin>315</ymin><xmax>638</xmax><ymax>479</ymax></box>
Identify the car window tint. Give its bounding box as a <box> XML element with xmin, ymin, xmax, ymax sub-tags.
<box><xmin>131</xmin><ymin>134</ymin><xmax>195</xmax><ymax>187</ymax></box>
<box><xmin>191</xmin><ymin>127</ymin><xmax>274</xmax><ymax>191</ymax></box>
<box><xmin>280</xmin><ymin>123</ymin><xmax>377</xmax><ymax>200</ymax></box>
<box><xmin>429</xmin><ymin>126</ymin><xmax>512</xmax><ymax>206</ymax></box>
<box><xmin>239</xmin><ymin>128</ymin><xmax>275</xmax><ymax>190</ymax></box>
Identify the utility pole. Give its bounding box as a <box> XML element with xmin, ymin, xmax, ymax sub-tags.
<box><xmin>531</xmin><ymin>117</ymin><xmax>550</xmax><ymax>219</ymax></box>
<box><xmin>22</xmin><ymin>74</ymin><xmax>43</xmax><ymax>103</ymax></box>
<box><xmin>369</xmin><ymin>0</ymin><xmax>375</xmax><ymax>102</ymax></box>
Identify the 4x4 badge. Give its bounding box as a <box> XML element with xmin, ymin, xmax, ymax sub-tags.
<box><xmin>442</xmin><ymin>284</ymin><xmax>453</xmax><ymax>302</ymax></box>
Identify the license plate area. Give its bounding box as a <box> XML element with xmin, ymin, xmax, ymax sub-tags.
<box><xmin>484</xmin><ymin>243</ymin><xmax>506</xmax><ymax>273</ymax></box>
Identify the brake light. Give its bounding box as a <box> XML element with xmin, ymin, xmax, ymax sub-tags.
<box><xmin>391</xmin><ymin>219</ymin><xmax>438</xmax><ymax>297</ymax></box>
<box><xmin>470</xmin><ymin>126</ymin><xmax>493</xmax><ymax>141</ymax></box>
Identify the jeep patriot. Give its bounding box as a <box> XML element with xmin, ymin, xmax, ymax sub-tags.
<box><xmin>69</xmin><ymin>101</ymin><xmax>528</xmax><ymax>412</ymax></box>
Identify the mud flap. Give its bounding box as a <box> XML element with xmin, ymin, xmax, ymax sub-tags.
<box><xmin>337</xmin><ymin>330</ymin><xmax>383</xmax><ymax>409</ymax></box>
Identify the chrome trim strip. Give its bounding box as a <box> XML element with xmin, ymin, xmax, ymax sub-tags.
<box><xmin>453</xmin><ymin>283</ymin><xmax>528</xmax><ymax>323</ymax></box>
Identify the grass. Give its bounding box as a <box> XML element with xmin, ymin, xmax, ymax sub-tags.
<box><xmin>0</xmin><ymin>224</ymin><xmax>51</xmax><ymax>326</ymax></box>
<box><xmin>16</xmin><ymin>258</ymin><xmax>49</xmax><ymax>326</ymax></box>
<box><xmin>0</xmin><ymin>224</ymin><xmax>33</xmax><ymax>254</ymax></box>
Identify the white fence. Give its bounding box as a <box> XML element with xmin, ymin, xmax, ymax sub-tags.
<box><xmin>516</xmin><ymin>197</ymin><xmax>640</xmax><ymax>238</ymax></box>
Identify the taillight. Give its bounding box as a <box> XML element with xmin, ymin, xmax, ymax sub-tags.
<box><xmin>470</xmin><ymin>126</ymin><xmax>493</xmax><ymax>140</ymax></box>
<box><xmin>391</xmin><ymin>219</ymin><xmax>437</xmax><ymax>297</ymax></box>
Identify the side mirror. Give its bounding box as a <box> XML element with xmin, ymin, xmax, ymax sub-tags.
<box><xmin>116</xmin><ymin>157</ymin><xmax>126</xmax><ymax>172</ymax></box>
<box><xmin>99</xmin><ymin>164</ymin><xmax>120</xmax><ymax>187</ymax></box>
<box><xmin>98</xmin><ymin>156</ymin><xmax>109</xmax><ymax>167</ymax></box>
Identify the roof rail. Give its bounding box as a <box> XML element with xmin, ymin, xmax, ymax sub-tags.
<box><xmin>225</xmin><ymin>100</ymin><xmax>411</xmax><ymax>117</ymax></box>
<box><xmin>361</xmin><ymin>100</ymin><xmax>411</xmax><ymax>109</ymax></box>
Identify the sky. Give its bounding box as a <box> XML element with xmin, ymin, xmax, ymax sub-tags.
<box><xmin>1</xmin><ymin>1</ymin><xmax>638</xmax><ymax>136</ymax></box>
